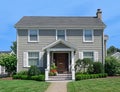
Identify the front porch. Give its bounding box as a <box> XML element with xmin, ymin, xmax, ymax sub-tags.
<box><xmin>43</xmin><ymin>39</ymin><xmax>76</xmax><ymax>81</ymax></box>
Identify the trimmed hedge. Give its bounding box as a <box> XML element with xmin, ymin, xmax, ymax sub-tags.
<box><xmin>75</xmin><ymin>73</ymin><xmax>108</xmax><ymax>81</ymax></box>
<box><xmin>13</xmin><ymin>74</ymin><xmax>45</xmax><ymax>81</ymax></box>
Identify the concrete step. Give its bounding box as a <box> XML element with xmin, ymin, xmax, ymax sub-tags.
<box><xmin>49</xmin><ymin>74</ymin><xmax>72</xmax><ymax>81</ymax></box>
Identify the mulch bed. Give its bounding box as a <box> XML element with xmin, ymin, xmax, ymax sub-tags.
<box><xmin>0</xmin><ymin>77</ymin><xmax>13</xmax><ymax>80</ymax></box>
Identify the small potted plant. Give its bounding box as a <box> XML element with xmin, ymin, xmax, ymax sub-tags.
<box><xmin>49</xmin><ymin>63</ymin><xmax>57</xmax><ymax>76</ymax></box>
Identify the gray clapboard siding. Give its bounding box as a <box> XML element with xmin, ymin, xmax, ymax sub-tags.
<box><xmin>17</xmin><ymin>28</ymin><xmax>104</xmax><ymax>72</ymax></box>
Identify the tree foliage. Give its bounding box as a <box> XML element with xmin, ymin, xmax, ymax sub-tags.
<box><xmin>107</xmin><ymin>46</ymin><xmax>120</xmax><ymax>55</ymax></box>
<box><xmin>11</xmin><ymin>41</ymin><xmax>17</xmax><ymax>55</ymax></box>
<box><xmin>105</xmin><ymin>56</ymin><xmax>119</xmax><ymax>76</ymax></box>
<box><xmin>75</xmin><ymin>58</ymin><xmax>92</xmax><ymax>73</ymax></box>
<box><xmin>0</xmin><ymin>54</ymin><xmax>17</xmax><ymax>76</ymax></box>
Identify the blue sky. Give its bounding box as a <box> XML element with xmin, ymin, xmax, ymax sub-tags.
<box><xmin>0</xmin><ymin>0</ymin><xmax>120</xmax><ymax>50</ymax></box>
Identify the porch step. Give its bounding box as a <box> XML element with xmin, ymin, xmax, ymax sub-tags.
<box><xmin>49</xmin><ymin>74</ymin><xmax>72</xmax><ymax>81</ymax></box>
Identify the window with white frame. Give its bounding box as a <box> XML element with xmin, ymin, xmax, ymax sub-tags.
<box><xmin>28</xmin><ymin>52</ymin><xmax>39</xmax><ymax>66</ymax></box>
<box><xmin>83</xmin><ymin>52</ymin><xmax>94</xmax><ymax>61</ymax></box>
<box><xmin>57</xmin><ymin>30</ymin><xmax>65</xmax><ymax>40</ymax></box>
<box><xmin>83</xmin><ymin>29</ymin><xmax>93</xmax><ymax>42</ymax></box>
<box><xmin>29</xmin><ymin>30</ymin><xmax>39</xmax><ymax>42</ymax></box>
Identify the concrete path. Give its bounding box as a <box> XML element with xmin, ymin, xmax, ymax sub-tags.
<box><xmin>45</xmin><ymin>81</ymin><xmax>68</xmax><ymax>92</ymax></box>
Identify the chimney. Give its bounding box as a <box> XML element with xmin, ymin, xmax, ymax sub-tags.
<box><xmin>96</xmin><ymin>9</ymin><xmax>102</xmax><ymax>19</ymax></box>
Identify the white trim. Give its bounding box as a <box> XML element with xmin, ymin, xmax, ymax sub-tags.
<box><xmin>79</xmin><ymin>52</ymin><xmax>83</xmax><ymax>59</ymax></box>
<box><xmin>28</xmin><ymin>29</ymin><xmax>39</xmax><ymax>42</ymax></box>
<box><xmin>47</xmin><ymin>48</ymin><xmax>74</xmax><ymax>52</ymax></box>
<box><xmin>17</xmin><ymin>30</ymin><xmax>19</xmax><ymax>72</ymax></box>
<box><xmin>15</xmin><ymin>26</ymin><xmax>105</xmax><ymax>29</ymax></box>
<box><xmin>39</xmin><ymin>52</ymin><xmax>44</xmax><ymax>67</ymax></box>
<box><xmin>83</xmin><ymin>29</ymin><xmax>94</xmax><ymax>42</ymax></box>
<box><xmin>65</xmin><ymin>29</ymin><xmax>67</xmax><ymax>41</ymax></box>
<box><xmin>94</xmin><ymin>52</ymin><xmax>99</xmax><ymax>62</ymax></box>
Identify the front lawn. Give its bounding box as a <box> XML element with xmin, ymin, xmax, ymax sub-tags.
<box><xmin>0</xmin><ymin>80</ymin><xmax>50</xmax><ymax>92</ymax></box>
<box><xmin>68</xmin><ymin>77</ymin><xmax>120</xmax><ymax>92</ymax></box>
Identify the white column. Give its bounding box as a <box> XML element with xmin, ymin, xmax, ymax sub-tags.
<box><xmin>47</xmin><ymin>50</ymin><xmax>50</xmax><ymax>70</ymax></box>
<box><xmin>71</xmin><ymin>51</ymin><xmax>75</xmax><ymax>80</ymax></box>
<box><xmin>45</xmin><ymin>50</ymin><xmax>50</xmax><ymax>81</ymax></box>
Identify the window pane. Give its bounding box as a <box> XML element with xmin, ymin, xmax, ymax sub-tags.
<box><xmin>83</xmin><ymin>52</ymin><xmax>94</xmax><ymax>61</ymax></box>
<box><xmin>28</xmin><ymin>52</ymin><xmax>39</xmax><ymax>66</ymax></box>
<box><xmin>30</xmin><ymin>35</ymin><xmax>37</xmax><ymax>41</ymax></box>
<box><xmin>30</xmin><ymin>30</ymin><xmax>37</xmax><ymax>35</ymax></box>
<box><xmin>28</xmin><ymin>59</ymin><xmax>39</xmax><ymax>66</ymax></box>
<box><xmin>28</xmin><ymin>52</ymin><xmax>39</xmax><ymax>57</ymax></box>
<box><xmin>29</xmin><ymin>30</ymin><xmax>38</xmax><ymax>41</ymax></box>
<box><xmin>57</xmin><ymin>30</ymin><xmax>65</xmax><ymax>40</ymax></box>
<box><xmin>85</xmin><ymin>30</ymin><xmax>92</xmax><ymax>41</ymax></box>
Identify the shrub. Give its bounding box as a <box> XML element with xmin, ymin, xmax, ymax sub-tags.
<box><xmin>75</xmin><ymin>73</ymin><xmax>107</xmax><ymax>81</ymax></box>
<box><xmin>93</xmin><ymin>62</ymin><xmax>104</xmax><ymax>74</ymax></box>
<box><xmin>20</xmin><ymin>75</ymin><xmax>28</xmax><ymax>80</ymax></box>
<box><xmin>28</xmin><ymin>65</ymin><xmax>41</xmax><ymax>76</ymax></box>
<box><xmin>105</xmin><ymin>57</ymin><xmax>118</xmax><ymax>76</ymax></box>
<box><xmin>31</xmin><ymin>75</ymin><xmax>45</xmax><ymax>81</ymax></box>
<box><xmin>87</xmin><ymin>65</ymin><xmax>94</xmax><ymax>74</ymax></box>
<box><xmin>17</xmin><ymin>71</ymin><xmax>28</xmax><ymax>75</ymax></box>
<box><xmin>13</xmin><ymin>75</ymin><xmax>21</xmax><ymax>79</ymax></box>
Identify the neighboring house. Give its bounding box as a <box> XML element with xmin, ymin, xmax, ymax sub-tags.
<box><xmin>15</xmin><ymin>9</ymin><xmax>108</xmax><ymax>81</ymax></box>
<box><xmin>112</xmin><ymin>52</ymin><xmax>120</xmax><ymax>59</ymax></box>
<box><xmin>0</xmin><ymin>51</ymin><xmax>13</xmax><ymax>75</ymax></box>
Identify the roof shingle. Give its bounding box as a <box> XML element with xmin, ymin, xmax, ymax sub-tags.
<box><xmin>15</xmin><ymin>16</ymin><xmax>106</xmax><ymax>28</ymax></box>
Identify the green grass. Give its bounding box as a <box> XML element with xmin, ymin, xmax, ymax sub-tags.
<box><xmin>68</xmin><ymin>77</ymin><xmax>120</xmax><ymax>92</ymax></box>
<box><xmin>0</xmin><ymin>80</ymin><xmax>50</xmax><ymax>92</ymax></box>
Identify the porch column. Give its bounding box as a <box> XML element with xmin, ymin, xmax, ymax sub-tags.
<box><xmin>71</xmin><ymin>51</ymin><xmax>75</xmax><ymax>80</ymax></box>
<box><xmin>45</xmin><ymin>50</ymin><xmax>50</xmax><ymax>81</ymax></box>
<box><xmin>47</xmin><ymin>50</ymin><xmax>50</xmax><ymax>70</ymax></box>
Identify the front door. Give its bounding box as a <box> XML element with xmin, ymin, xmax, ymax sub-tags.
<box><xmin>54</xmin><ymin>53</ymin><xmax>68</xmax><ymax>73</ymax></box>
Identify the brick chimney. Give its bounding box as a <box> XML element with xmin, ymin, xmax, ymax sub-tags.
<box><xmin>96</xmin><ymin>9</ymin><xmax>102</xmax><ymax>19</ymax></box>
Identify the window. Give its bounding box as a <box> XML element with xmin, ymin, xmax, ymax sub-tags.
<box><xmin>83</xmin><ymin>29</ymin><xmax>93</xmax><ymax>42</ymax></box>
<box><xmin>28</xmin><ymin>52</ymin><xmax>39</xmax><ymax>66</ymax></box>
<box><xmin>57</xmin><ymin>30</ymin><xmax>66</xmax><ymax>40</ymax></box>
<box><xmin>83</xmin><ymin>52</ymin><xmax>94</xmax><ymax>61</ymax></box>
<box><xmin>29</xmin><ymin>30</ymin><xmax>39</xmax><ymax>42</ymax></box>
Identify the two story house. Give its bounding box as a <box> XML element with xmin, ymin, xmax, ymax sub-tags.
<box><xmin>15</xmin><ymin>9</ymin><xmax>107</xmax><ymax>81</ymax></box>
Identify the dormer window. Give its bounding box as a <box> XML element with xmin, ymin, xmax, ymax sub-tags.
<box><xmin>28</xmin><ymin>30</ymin><xmax>39</xmax><ymax>42</ymax></box>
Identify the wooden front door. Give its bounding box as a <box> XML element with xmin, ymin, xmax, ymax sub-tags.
<box><xmin>54</xmin><ymin>53</ymin><xmax>68</xmax><ymax>73</ymax></box>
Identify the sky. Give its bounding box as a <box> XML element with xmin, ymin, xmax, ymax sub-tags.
<box><xmin>0</xmin><ymin>0</ymin><xmax>120</xmax><ymax>51</ymax></box>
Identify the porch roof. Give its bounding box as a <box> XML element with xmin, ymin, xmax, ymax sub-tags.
<box><xmin>43</xmin><ymin>39</ymin><xmax>77</xmax><ymax>51</ymax></box>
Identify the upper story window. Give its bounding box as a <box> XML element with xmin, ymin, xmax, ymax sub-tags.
<box><xmin>83</xmin><ymin>29</ymin><xmax>93</xmax><ymax>42</ymax></box>
<box><xmin>56</xmin><ymin>30</ymin><xmax>66</xmax><ymax>40</ymax></box>
<box><xmin>28</xmin><ymin>30</ymin><xmax>39</xmax><ymax>42</ymax></box>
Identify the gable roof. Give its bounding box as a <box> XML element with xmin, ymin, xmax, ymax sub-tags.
<box><xmin>112</xmin><ymin>52</ymin><xmax>120</xmax><ymax>59</ymax></box>
<box><xmin>43</xmin><ymin>39</ymin><xmax>77</xmax><ymax>50</ymax></box>
<box><xmin>15</xmin><ymin>16</ymin><xmax>106</xmax><ymax>28</ymax></box>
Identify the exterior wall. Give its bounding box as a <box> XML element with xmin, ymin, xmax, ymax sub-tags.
<box><xmin>67</xmin><ymin>29</ymin><xmax>103</xmax><ymax>62</ymax></box>
<box><xmin>17</xmin><ymin>28</ymin><xmax>104</xmax><ymax>72</ymax></box>
<box><xmin>17</xmin><ymin>29</ymin><xmax>56</xmax><ymax>72</ymax></box>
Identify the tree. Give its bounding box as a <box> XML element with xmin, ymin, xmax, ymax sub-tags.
<box><xmin>0</xmin><ymin>54</ymin><xmax>17</xmax><ymax>76</ymax></box>
<box><xmin>11</xmin><ymin>41</ymin><xmax>17</xmax><ymax>55</ymax></box>
<box><xmin>107</xmin><ymin>46</ymin><xmax>120</xmax><ymax>55</ymax></box>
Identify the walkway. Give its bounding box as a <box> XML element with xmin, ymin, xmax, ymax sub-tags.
<box><xmin>45</xmin><ymin>81</ymin><xmax>68</xmax><ymax>92</ymax></box>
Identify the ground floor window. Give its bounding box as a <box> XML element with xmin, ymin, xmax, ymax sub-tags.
<box><xmin>28</xmin><ymin>52</ymin><xmax>39</xmax><ymax>66</ymax></box>
<box><xmin>83</xmin><ymin>52</ymin><xmax>94</xmax><ymax>61</ymax></box>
